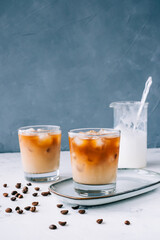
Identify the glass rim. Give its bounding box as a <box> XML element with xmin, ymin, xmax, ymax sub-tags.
<box><xmin>68</xmin><ymin>128</ymin><xmax>120</xmax><ymax>137</ymax></box>
<box><xmin>110</xmin><ymin>101</ymin><xmax>148</xmax><ymax>108</ymax></box>
<box><xmin>18</xmin><ymin>125</ymin><xmax>61</xmax><ymax>134</ymax></box>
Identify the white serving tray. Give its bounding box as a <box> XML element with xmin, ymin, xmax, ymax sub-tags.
<box><xmin>49</xmin><ymin>169</ymin><xmax>160</xmax><ymax>206</ymax></box>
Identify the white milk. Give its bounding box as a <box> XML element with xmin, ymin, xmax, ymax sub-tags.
<box><xmin>116</xmin><ymin>125</ymin><xmax>147</xmax><ymax>168</ymax></box>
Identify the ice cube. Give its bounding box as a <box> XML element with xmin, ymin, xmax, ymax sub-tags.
<box><xmin>74</xmin><ymin>137</ymin><xmax>83</xmax><ymax>146</ymax></box>
<box><xmin>38</xmin><ymin>133</ymin><xmax>48</xmax><ymax>140</ymax></box>
<box><xmin>86</xmin><ymin>130</ymin><xmax>97</xmax><ymax>135</ymax></box>
<box><xmin>98</xmin><ymin>129</ymin><xmax>107</xmax><ymax>135</ymax></box>
<box><xmin>37</xmin><ymin>128</ymin><xmax>43</xmax><ymax>132</ymax></box>
<box><xmin>96</xmin><ymin>138</ymin><xmax>104</xmax><ymax>147</ymax></box>
<box><xmin>26</xmin><ymin>128</ymin><xmax>35</xmax><ymax>132</ymax></box>
<box><xmin>19</xmin><ymin>128</ymin><xmax>36</xmax><ymax>136</ymax></box>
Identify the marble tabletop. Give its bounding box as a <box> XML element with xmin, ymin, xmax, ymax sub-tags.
<box><xmin>0</xmin><ymin>149</ymin><xmax>160</xmax><ymax>240</ymax></box>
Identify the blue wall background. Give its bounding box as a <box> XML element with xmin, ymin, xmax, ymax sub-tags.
<box><xmin>0</xmin><ymin>0</ymin><xmax>160</xmax><ymax>152</ymax></box>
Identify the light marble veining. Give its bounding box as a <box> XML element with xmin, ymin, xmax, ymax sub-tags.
<box><xmin>0</xmin><ymin>149</ymin><xmax>160</xmax><ymax>240</ymax></box>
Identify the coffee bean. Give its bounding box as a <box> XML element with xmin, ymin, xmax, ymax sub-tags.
<box><xmin>11</xmin><ymin>191</ymin><xmax>17</xmax><ymax>195</ymax></box>
<box><xmin>41</xmin><ymin>192</ymin><xmax>49</xmax><ymax>196</ymax></box>
<box><xmin>22</xmin><ymin>186</ymin><xmax>28</xmax><ymax>194</ymax></box>
<box><xmin>58</xmin><ymin>221</ymin><xmax>67</xmax><ymax>226</ymax></box>
<box><xmin>18</xmin><ymin>194</ymin><xmax>23</xmax><ymax>199</ymax></box>
<box><xmin>15</xmin><ymin>206</ymin><xmax>20</xmax><ymax>211</ymax></box>
<box><xmin>3</xmin><ymin>193</ymin><xmax>8</xmax><ymax>197</ymax></box>
<box><xmin>61</xmin><ymin>210</ymin><xmax>68</xmax><ymax>215</ymax></box>
<box><xmin>32</xmin><ymin>202</ymin><xmax>39</xmax><ymax>206</ymax></box>
<box><xmin>17</xmin><ymin>209</ymin><xmax>23</xmax><ymax>214</ymax></box>
<box><xmin>78</xmin><ymin>210</ymin><xmax>85</xmax><ymax>214</ymax></box>
<box><xmin>35</xmin><ymin>187</ymin><xmax>40</xmax><ymax>191</ymax></box>
<box><xmin>32</xmin><ymin>193</ymin><xmax>38</xmax><ymax>197</ymax></box>
<box><xmin>24</xmin><ymin>206</ymin><xmax>31</xmax><ymax>211</ymax></box>
<box><xmin>3</xmin><ymin>184</ymin><xmax>7</xmax><ymax>188</ymax></box>
<box><xmin>22</xmin><ymin>189</ymin><xmax>28</xmax><ymax>194</ymax></box>
<box><xmin>124</xmin><ymin>220</ymin><xmax>131</xmax><ymax>225</ymax></box>
<box><xmin>49</xmin><ymin>224</ymin><xmax>57</xmax><ymax>230</ymax></box>
<box><xmin>5</xmin><ymin>208</ymin><xmax>12</xmax><ymax>213</ymax></box>
<box><xmin>27</xmin><ymin>183</ymin><xmax>32</xmax><ymax>186</ymax></box>
<box><xmin>15</xmin><ymin>183</ymin><xmax>21</xmax><ymax>189</ymax></box>
<box><xmin>30</xmin><ymin>207</ymin><xmax>36</xmax><ymax>212</ymax></box>
<box><xmin>72</xmin><ymin>205</ymin><xmax>79</xmax><ymax>210</ymax></box>
<box><xmin>11</xmin><ymin>197</ymin><xmax>16</xmax><ymax>201</ymax></box>
<box><xmin>96</xmin><ymin>219</ymin><xmax>103</xmax><ymax>224</ymax></box>
<box><xmin>15</xmin><ymin>193</ymin><xmax>20</xmax><ymax>198</ymax></box>
<box><xmin>57</xmin><ymin>204</ymin><xmax>63</xmax><ymax>208</ymax></box>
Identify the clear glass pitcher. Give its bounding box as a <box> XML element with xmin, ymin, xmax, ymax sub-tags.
<box><xmin>110</xmin><ymin>101</ymin><xmax>148</xmax><ymax>168</ymax></box>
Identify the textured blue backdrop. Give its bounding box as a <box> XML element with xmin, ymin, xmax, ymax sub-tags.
<box><xmin>0</xmin><ymin>0</ymin><xmax>160</xmax><ymax>152</ymax></box>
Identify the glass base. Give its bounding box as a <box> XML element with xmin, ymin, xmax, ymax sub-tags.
<box><xmin>24</xmin><ymin>170</ymin><xmax>59</xmax><ymax>182</ymax></box>
<box><xmin>74</xmin><ymin>181</ymin><xmax>116</xmax><ymax>197</ymax></box>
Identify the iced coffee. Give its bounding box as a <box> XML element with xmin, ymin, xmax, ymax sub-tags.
<box><xmin>68</xmin><ymin>128</ymin><xmax>120</xmax><ymax>195</ymax></box>
<box><xmin>18</xmin><ymin>125</ymin><xmax>61</xmax><ymax>182</ymax></box>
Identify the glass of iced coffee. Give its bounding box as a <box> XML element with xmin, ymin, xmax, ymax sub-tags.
<box><xmin>18</xmin><ymin>125</ymin><xmax>61</xmax><ymax>182</ymax></box>
<box><xmin>68</xmin><ymin>128</ymin><xmax>120</xmax><ymax>196</ymax></box>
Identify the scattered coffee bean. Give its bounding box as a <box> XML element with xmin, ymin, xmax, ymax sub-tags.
<box><xmin>72</xmin><ymin>205</ymin><xmax>79</xmax><ymax>210</ymax></box>
<box><xmin>96</xmin><ymin>219</ymin><xmax>103</xmax><ymax>224</ymax></box>
<box><xmin>49</xmin><ymin>224</ymin><xmax>57</xmax><ymax>230</ymax></box>
<box><xmin>35</xmin><ymin>187</ymin><xmax>40</xmax><ymax>191</ymax></box>
<box><xmin>32</xmin><ymin>193</ymin><xmax>38</xmax><ymax>197</ymax></box>
<box><xmin>5</xmin><ymin>208</ymin><xmax>12</xmax><ymax>213</ymax></box>
<box><xmin>15</xmin><ymin>183</ymin><xmax>21</xmax><ymax>189</ymax></box>
<box><xmin>32</xmin><ymin>202</ymin><xmax>39</xmax><ymax>206</ymax></box>
<box><xmin>11</xmin><ymin>191</ymin><xmax>17</xmax><ymax>195</ymax></box>
<box><xmin>30</xmin><ymin>207</ymin><xmax>36</xmax><ymax>212</ymax></box>
<box><xmin>47</xmin><ymin>191</ymin><xmax>51</xmax><ymax>195</ymax></box>
<box><xmin>27</xmin><ymin>183</ymin><xmax>32</xmax><ymax>186</ymax></box>
<box><xmin>22</xmin><ymin>186</ymin><xmax>28</xmax><ymax>194</ymax></box>
<box><xmin>124</xmin><ymin>220</ymin><xmax>131</xmax><ymax>225</ymax></box>
<box><xmin>57</xmin><ymin>204</ymin><xmax>63</xmax><ymax>208</ymax></box>
<box><xmin>15</xmin><ymin>206</ymin><xmax>20</xmax><ymax>211</ymax></box>
<box><xmin>18</xmin><ymin>194</ymin><xmax>23</xmax><ymax>199</ymax></box>
<box><xmin>24</xmin><ymin>206</ymin><xmax>31</xmax><ymax>211</ymax></box>
<box><xmin>11</xmin><ymin>197</ymin><xmax>16</xmax><ymax>201</ymax></box>
<box><xmin>3</xmin><ymin>184</ymin><xmax>7</xmax><ymax>188</ymax></box>
<box><xmin>3</xmin><ymin>193</ymin><xmax>8</xmax><ymax>197</ymax></box>
<box><xmin>61</xmin><ymin>210</ymin><xmax>68</xmax><ymax>215</ymax></box>
<box><xmin>22</xmin><ymin>189</ymin><xmax>27</xmax><ymax>194</ymax></box>
<box><xmin>41</xmin><ymin>192</ymin><xmax>49</xmax><ymax>196</ymax></box>
<box><xmin>58</xmin><ymin>221</ymin><xmax>67</xmax><ymax>226</ymax></box>
<box><xmin>78</xmin><ymin>210</ymin><xmax>85</xmax><ymax>214</ymax></box>
<box><xmin>15</xmin><ymin>193</ymin><xmax>20</xmax><ymax>198</ymax></box>
<box><xmin>17</xmin><ymin>209</ymin><xmax>23</xmax><ymax>214</ymax></box>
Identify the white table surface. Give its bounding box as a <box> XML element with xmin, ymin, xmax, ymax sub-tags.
<box><xmin>0</xmin><ymin>149</ymin><xmax>160</xmax><ymax>240</ymax></box>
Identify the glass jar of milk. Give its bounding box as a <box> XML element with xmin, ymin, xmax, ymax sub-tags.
<box><xmin>110</xmin><ymin>101</ymin><xmax>148</xmax><ymax>168</ymax></box>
